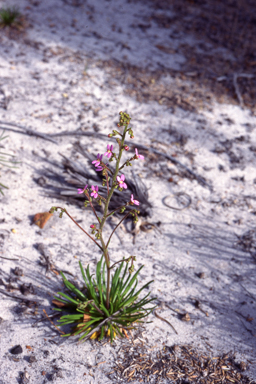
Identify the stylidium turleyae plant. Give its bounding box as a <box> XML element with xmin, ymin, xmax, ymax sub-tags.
<box><xmin>50</xmin><ymin>112</ymin><xmax>156</xmax><ymax>342</ymax></box>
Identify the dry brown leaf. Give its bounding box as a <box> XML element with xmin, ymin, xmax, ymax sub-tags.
<box><xmin>52</xmin><ymin>300</ymin><xmax>66</xmax><ymax>307</ymax></box>
<box><xmin>83</xmin><ymin>314</ymin><xmax>91</xmax><ymax>322</ymax></box>
<box><xmin>33</xmin><ymin>212</ymin><xmax>53</xmax><ymax>229</ymax></box>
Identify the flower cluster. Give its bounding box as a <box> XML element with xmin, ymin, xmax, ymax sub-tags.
<box><xmin>80</xmin><ymin>145</ymin><xmax>144</xmax><ymax>203</ymax></box>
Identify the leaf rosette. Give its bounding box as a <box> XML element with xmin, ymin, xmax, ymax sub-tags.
<box><xmin>53</xmin><ymin>257</ymin><xmax>156</xmax><ymax>342</ymax></box>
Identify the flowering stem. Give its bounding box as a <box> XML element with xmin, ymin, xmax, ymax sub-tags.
<box><xmin>87</xmin><ymin>195</ymin><xmax>101</xmax><ymax>225</ymax></box>
<box><xmin>106</xmin><ymin>170</ymin><xmax>110</xmax><ymax>195</ymax></box>
<box><xmin>106</xmin><ymin>211</ymin><xmax>131</xmax><ymax>249</ymax></box>
<box><xmin>106</xmin><ymin>205</ymin><xmax>127</xmax><ymax>218</ymax></box>
<box><xmin>99</xmin><ymin>124</ymin><xmax>129</xmax><ymax>309</ymax></box>
<box><xmin>52</xmin><ymin>207</ymin><xmax>103</xmax><ymax>252</ymax></box>
<box><xmin>109</xmin><ymin>255</ymin><xmax>135</xmax><ymax>270</ymax></box>
<box><xmin>118</xmin><ymin>156</ymin><xmax>135</xmax><ymax>172</ymax></box>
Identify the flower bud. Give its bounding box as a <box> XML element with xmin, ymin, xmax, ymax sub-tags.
<box><xmin>124</xmin><ymin>145</ymin><xmax>129</xmax><ymax>151</ymax></box>
<box><xmin>108</xmin><ymin>134</ymin><xmax>112</xmax><ymax>138</ymax></box>
<box><xmin>90</xmin><ymin>224</ymin><xmax>95</xmax><ymax>228</ymax></box>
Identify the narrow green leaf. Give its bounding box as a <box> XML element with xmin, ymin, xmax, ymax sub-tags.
<box><xmin>58</xmin><ymin>313</ymin><xmax>83</xmax><ymax>320</ymax></box>
<box><xmin>114</xmin><ymin>325</ymin><xmax>124</xmax><ymax>338</ymax></box>
<box><xmin>96</xmin><ymin>257</ymin><xmax>103</xmax><ymax>303</ymax></box>
<box><xmin>98</xmin><ymin>325</ymin><xmax>105</xmax><ymax>341</ymax></box>
<box><xmin>120</xmin><ymin>266</ymin><xmax>144</xmax><ymax>299</ymax></box>
<box><xmin>100</xmin><ymin>303</ymin><xmax>110</xmax><ymax>317</ymax></box>
<box><xmin>57</xmin><ymin>292</ymin><xmax>79</xmax><ymax>305</ymax></box>
<box><xmin>61</xmin><ymin>276</ymin><xmax>87</xmax><ymax>301</ymax></box>
<box><xmin>79</xmin><ymin>261</ymin><xmax>89</xmax><ymax>287</ymax></box>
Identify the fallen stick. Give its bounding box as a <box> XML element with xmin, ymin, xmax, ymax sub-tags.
<box><xmin>155</xmin><ymin>310</ymin><xmax>178</xmax><ymax>334</ymax></box>
<box><xmin>0</xmin><ymin>255</ymin><xmax>20</xmax><ymax>261</ymax></box>
<box><xmin>42</xmin><ymin>309</ymin><xmax>65</xmax><ymax>334</ymax></box>
<box><xmin>32</xmin><ymin>312</ymin><xmax>60</xmax><ymax>327</ymax></box>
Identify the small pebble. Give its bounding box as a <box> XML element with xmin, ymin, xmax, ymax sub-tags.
<box><xmin>13</xmin><ymin>267</ymin><xmax>23</xmax><ymax>276</ymax></box>
<box><xmin>197</xmin><ymin>272</ymin><xmax>205</xmax><ymax>279</ymax></box>
<box><xmin>20</xmin><ymin>283</ymin><xmax>34</xmax><ymax>296</ymax></box>
<box><xmin>181</xmin><ymin>313</ymin><xmax>190</xmax><ymax>322</ymax></box>
<box><xmin>239</xmin><ymin>361</ymin><xmax>247</xmax><ymax>371</ymax></box>
<box><xmin>20</xmin><ymin>370</ymin><xmax>30</xmax><ymax>384</ymax></box>
<box><xmin>43</xmin><ymin>350</ymin><xmax>50</xmax><ymax>358</ymax></box>
<box><xmin>29</xmin><ymin>355</ymin><xmax>37</xmax><ymax>363</ymax></box>
<box><xmin>10</xmin><ymin>345</ymin><xmax>23</xmax><ymax>355</ymax></box>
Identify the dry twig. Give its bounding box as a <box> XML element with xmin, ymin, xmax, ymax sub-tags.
<box><xmin>155</xmin><ymin>310</ymin><xmax>178</xmax><ymax>334</ymax></box>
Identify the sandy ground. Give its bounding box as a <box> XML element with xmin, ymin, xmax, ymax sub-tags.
<box><xmin>0</xmin><ymin>0</ymin><xmax>256</xmax><ymax>383</ymax></box>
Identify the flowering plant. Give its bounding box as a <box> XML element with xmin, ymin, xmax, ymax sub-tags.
<box><xmin>50</xmin><ymin>112</ymin><xmax>155</xmax><ymax>342</ymax></box>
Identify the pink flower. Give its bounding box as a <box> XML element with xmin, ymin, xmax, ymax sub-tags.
<box><xmin>104</xmin><ymin>144</ymin><xmax>113</xmax><ymax>159</ymax></box>
<box><xmin>95</xmin><ymin>166</ymin><xmax>103</xmax><ymax>171</ymax></box>
<box><xmin>130</xmin><ymin>194</ymin><xmax>139</xmax><ymax>205</ymax></box>
<box><xmin>90</xmin><ymin>224</ymin><xmax>95</xmax><ymax>228</ymax></box>
<box><xmin>135</xmin><ymin>148</ymin><xmax>144</xmax><ymax>160</ymax></box>
<box><xmin>77</xmin><ymin>184</ymin><xmax>88</xmax><ymax>194</ymax></box>
<box><xmin>91</xmin><ymin>185</ymin><xmax>99</xmax><ymax>198</ymax></box>
<box><xmin>92</xmin><ymin>153</ymin><xmax>103</xmax><ymax>168</ymax></box>
<box><xmin>117</xmin><ymin>174</ymin><xmax>127</xmax><ymax>189</ymax></box>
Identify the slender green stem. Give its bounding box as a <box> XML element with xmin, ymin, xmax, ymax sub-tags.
<box><xmin>99</xmin><ymin>124</ymin><xmax>129</xmax><ymax>309</ymax></box>
<box><xmin>90</xmin><ymin>302</ymin><xmax>104</xmax><ymax>316</ymax></box>
<box><xmin>106</xmin><ymin>267</ymin><xmax>111</xmax><ymax>309</ymax></box>
<box><xmin>106</xmin><ymin>204</ymin><xmax>128</xmax><ymax>218</ymax></box>
<box><xmin>118</xmin><ymin>155</ymin><xmax>136</xmax><ymax>172</ymax></box>
<box><xmin>106</xmin><ymin>170</ymin><xmax>109</xmax><ymax>195</ymax></box>
<box><xmin>109</xmin><ymin>255</ymin><xmax>134</xmax><ymax>270</ymax></box>
<box><xmin>106</xmin><ymin>211</ymin><xmax>131</xmax><ymax>248</ymax></box>
<box><xmin>53</xmin><ymin>207</ymin><xmax>103</xmax><ymax>252</ymax></box>
<box><xmin>87</xmin><ymin>194</ymin><xmax>101</xmax><ymax>225</ymax></box>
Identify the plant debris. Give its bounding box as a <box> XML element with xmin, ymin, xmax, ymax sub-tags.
<box><xmin>109</xmin><ymin>343</ymin><xmax>256</xmax><ymax>383</ymax></box>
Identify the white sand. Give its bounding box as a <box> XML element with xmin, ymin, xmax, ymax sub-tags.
<box><xmin>0</xmin><ymin>0</ymin><xmax>255</xmax><ymax>382</ymax></box>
